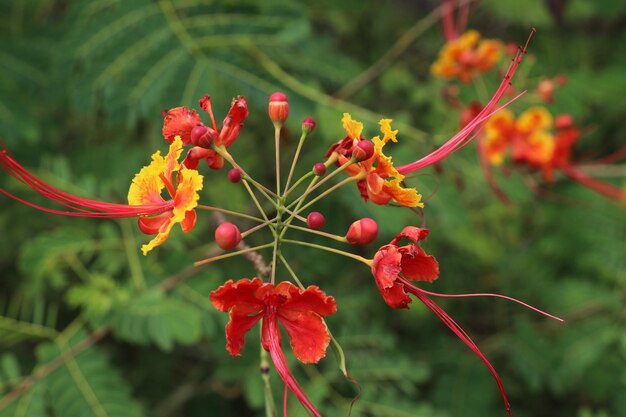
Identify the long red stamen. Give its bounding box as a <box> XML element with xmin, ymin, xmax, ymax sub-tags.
<box><xmin>397</xmin><ymin>30</ymin><xmax>535</xmax><ymax>175</ymax></box>
<box><xmin>562</xmin><ymin>165</ymin><xmax>626</xmax><ymax>201</ymax></box>
<box><xmin>441</xmin><ymin>0</ymin><xmax>459</xmax><ymax>41</ymax></box>
<box><xmin>400</xmin><ymin>277</ymin><xmax>513</xmax><ymax>417</ymax></box>
<box><xmin>265</xmin><ymin>313</ymin><xmax>321</xmax><ymax>417</ymax></box>
<box><xmin>1</xmin><ymin>148</ymin><xmax>172</xmax><ymax>217</ymax></box>
<box><xmin>159</xmin><ymin>173</ymin><xmax>176</xmax><ymax>199</ymax></box>
<box><xmin>419</xmin><ymin>289</ymin><xmax>564</xmax><ymax>322</ymax></box>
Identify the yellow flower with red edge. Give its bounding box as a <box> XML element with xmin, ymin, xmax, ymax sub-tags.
<box><xmin>339</xmin><ymin>114</ymin><xmax>423</xmax><ymax>207</ymax></box>
<box><xmin>128</xmin><ymin>136</ymin><xmax>203</xmax><ymax>255</ymax></box>
<box><xmin>432</xmin><ymin>30</ymin><xmax>503</xmax><ymax>83</ymax></box>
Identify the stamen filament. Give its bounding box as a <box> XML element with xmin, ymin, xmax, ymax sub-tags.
<box><xmin>419</xmin><ymin>289</ymin><xmax>564</xmax><ymax>322</ymax></box>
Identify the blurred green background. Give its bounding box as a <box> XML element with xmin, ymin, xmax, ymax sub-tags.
<box><xmin>1</xmin><ymin>1</ymin><xmax>625</xmax><ymax>416</ymax></box>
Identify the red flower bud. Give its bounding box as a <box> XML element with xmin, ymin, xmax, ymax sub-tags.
<box><xmin>352</xmin><ymin>140</ymin><xmax>374</xmax><ymax>162</ymax></box>
<box><xmin>555</xmin><ymin>114</ymin><xmax>574</xmax><ymax>130</ymax></box>
<box><xmin>268</xmin><ymin>92</ymin><xmax>289</xmax><ymax>125</ymax></box>
<box><xmin>302</xmin><ymin>117</ymin><xmax>316</xmax><ymax>133</ymax></box>
<box><xmin>190</xmin><ymin>125</ymin><xmax>217</xmax><ymax>148</ymax></box>
<box><xmin>214</xmin><ymin>222</ymin><xmax>241</xmax><ymax>250</ymax></box>
<box><xmin>306</xmin><ymin>212</ymin><xmax>325</xmax><ymax>230</ymax></box>
<box><xmin>345</xmin><ymin>218</ymin><xmax>378</xmax><ymax>245</ymax></box>
<box><xmin>313</xmin><ymin>162</ymin><xmax>327</xmax><ymax>176</ymax></box>
<box><xmin>227</xmin><ymin>168</ymin><xmax>242</xmax><ymax>183</ymax></box>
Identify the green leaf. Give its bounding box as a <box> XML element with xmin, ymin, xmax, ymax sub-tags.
<box><xmin>36</xmin><ymin>331</ymin><xmax>145</xmax><ymax>417</ymax></box>
<box><xmin>109</xmin><ymin>290</ymin><xmax>202</xmax><ymax>351</ymax></box>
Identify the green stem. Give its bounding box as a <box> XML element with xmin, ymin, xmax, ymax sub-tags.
<box><xmin>270</xmin><ymin>239</ymin><xmax>279</xmax><ymax>284</ymax></box>
<box><xmin>284</xmin><ymin>171</ymin><xmax>313</xmax><ymax>198</ymax></box>
<box><xmin>294</xmin><ymin>175</ymin><xmax>361</xmax><ymax>216</ymax></box>
<box><xmin>282</xmin><ymin>239</ymin><xmax>372</xmax><ymax>266</ymax></box>
<box><xmin>286</xmin><ymin>157</ymin><xmax>355</xmax><ymax>210</ymax></box>
<box><xmin>120</xmin><ymin>219</ymin><xmax>146</xmax><ymax>291</ymax></box>
<box><xmin>197</xmin><ymin>205</ymin><xmax>265</xmax><ymax>223</ymax></box>
<box><xmin>242</xmin><ymin>180</ymin><xmax>271</xmax><ymax>223</ymax></box>
<box><xmin>279</xmin><ymin>253</ymin><xmax>305</xmax><ymax>289</ymax></box>
<box><xmin>241</xmin><ymin>219</ymin><xmax>275</xmax><ymax>239</ymax></box>
<box><xmin>286</xmin><ymin>224</ymin><xmax>347</xmax><ymax>243</ymax></box>
<box><xmin>284</xmin><ymin>131</ymin><xmax>307</xmax><ymax>192</ymax></box>
<box><xmin>194</xmin><ymin>243</ymin><xmax>273</xmax><ymax>267</ymax></box>
<box><xmin>213</xmin><ymin>145</ymin><xmax>278</xmax><ymax>198</ymax></box>
<box><xmin>278</xmin><ymin>176</ymin><xmax>318</xmax><ymax>240</ymax></box>
<box><xmin>274</xmin><ymin>124</ymin><xmax>282</xmax><ymax>196</ymax></box>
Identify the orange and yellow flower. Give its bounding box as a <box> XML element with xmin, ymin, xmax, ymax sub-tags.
<box><xmin>338</xmin><ymin>114</ymin><xmax>423</xmax><ymax>207</ymax></box>
<box><xmin>128</xmin><ymin>136</ymin><xmax>203</xmax><ymax>255</ymax></box>
<box><xmin>483</xmin><ymin>107</ymin><xmax>555</xmax><ymax>168</ymax></box>
<box><xmin>431</xmin><ymin>30</ymin><xmax>503</xmax><ymax>83</ymax></box>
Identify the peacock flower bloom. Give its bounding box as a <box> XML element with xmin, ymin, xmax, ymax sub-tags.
<box><xmin>329</xmin><ymin>114</ymin><xmax>423</xmax><ymax>207</ymax></box>
<box><xmin>431</xmin><ymin>30</ymin><xmax>503</xmax><ymax>83</ymax></box>
<box><xmin>128</xmin><ymin>136</ymin><xmax>203</xmax><ymax>255</ymax></box>
<box><xmin>161</xmin><ymin>95</ymin><xmax>248</xmax><ymax>170</ymax></box>
<box><xmin>371</xmin><ymin>226</ymin><xmax>563</xmax><ymax>417</ymax></box>
<box><xmin>0</xmin><ymin>137</ymin><xmax>202</xmax><ymax>254</ymax></box>
<box><xmin>210</xmin><ymin>278</ymin><xmax>336</xmax><ymax>417</ymax></box>
<box><xmin>482</xmin><ymin>107</ymin><xmax>555</xmax><ymax>168</ymax></box>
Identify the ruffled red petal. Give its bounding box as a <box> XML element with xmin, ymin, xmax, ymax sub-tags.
<box><xmin>162</xmin><ymin>107</ymin><xmax>203</xmax><ymax>145</ymax></box>
<box><xmin>225</xmin><ymin>305</ymin><xmax>263</xmax><ymax>356</ymax></box>
<box><xmin>277</xmin><ymin>282</ymin><xmax>337</xmax><ymax>317</ymax></box>
<box><xmin>180</xmin><ymin>209</ymin><xmax>196</xmax><ymax>233</ymax></box>
<box><xmin>399</xmin><ymin>245</ymin><xmax>440</xmax><ymax>282</ymax></box>
<box><xmin>209</xmin><ymin>278</ymin><xmax>265</xmax><ymax>313</ymax></box>
<box><xmin>279</xmin><ymin>309</ymin><xmax>331</xmax><ymax>364</ymax></box>
<box><xmin>390</xmin><ymin>226</ymin><xmax>430</xmax><ymax>245</ymax></box>
<box><xmin>372</xmin><ymin>245</ymin><xmax>402</xmax><ymax>289</ymax></box>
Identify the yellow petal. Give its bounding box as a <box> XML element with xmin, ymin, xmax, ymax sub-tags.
<box><xmin>516</xmin><ymin>107</ymin><xmax>553</xmax><ymax>133</ymax></box>
<box><xmin>342</xmin><ymin>113</ymin><xmax>363</xmax><ymax>140</ymax></box>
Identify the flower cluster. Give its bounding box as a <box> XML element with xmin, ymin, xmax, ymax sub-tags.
<box><xmin>431</xmin><ymin>30</ymin><xmax>503</xmax><ymax>83</ymax></box>
<box><xmin>1</xmin><ymin>31</ymin><xmax>565</xmax><ymax>417</ymax></box>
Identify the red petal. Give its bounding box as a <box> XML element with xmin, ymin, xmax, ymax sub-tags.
<box><xmin>218</xmin><ymin>96</ymin><xmax>248</xmax><ymax>147</ymax></box>
<box><xmin>279</xmin><ymin>310</ymin><xmax>331</xmax><ymax>364</ymax></box>
<box><xmin>264</xmin><ymin>313</ymin><xmax>323</xmax><ymax>417</ymax></box>
<box><xmin>225</xmin><ymin>305</ymin><xmax>263</xmax><ymax>356</ymax></box>
<box><xmin>377</xmin><ymin>280</ymin><xmax>412</xmax><ymax>309</ymax></box>
<box><xmin>162</xmin><ymin>107</ymin><xmax>203</xmax><ymax>145</ymax></box>
<box><xmin>277</xmin><ymin>282</ymin><xmax>337</xmax><ymax>317</ymax></box>
<box><xmin>400</xmin><ymin>245</ymin><xmax>440</xmax><ymax>282</ymax></box>
<box><xmin>137</xmin><ymin>211</ymin><xmax>172</xmax><ymax>235</ymax></box>
<box><xmin>209</xmin><ymin>278</ymin><xmax>265</xmax><ymax>312</ymax></box>
<box><xmin>390</xmin><ymin>226</ymin><xmax>430</xmax><ymax>245</ymax></box>
<box><xmin>180</xmin><ymin>209</ymin><xmax>196</xmax><ymax>233</ymax></box>
<box><xmin>371</xmin><ymin>246</ymin><xmax>402</xmax><ymax>290</ymax></box>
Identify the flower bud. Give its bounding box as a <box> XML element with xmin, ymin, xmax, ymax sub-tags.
<box><xmin>345</xmin><ymin>218</ymin><xmax>378</xmax><ymax>245</ymax></box>
<box><xmin>302</xmin><ymin>117</ymin><xmax>316</xmax><ymax>134</ymax></box>
<box><xmin>554</xmin><ymin>114</ymin><xmax>574</xmax><ymax>130</ymax></box>
<box><xmin>227</xmin><ymin>168</ymin><xmax>242</xmax><ymax>183</ymax></box>
<box><xmin>268</xmin><ymin>92</ymin><xmax>289</xmax><ymax>125</ymax></box>
<box><xmin>214</xmin><ymin>222</ymin><xmax>241</xmax><ymax>250</ymax></box>
<box><xmin>306</xmin><ymin>212</ymin><xmax>325</xmax><ymax>230</ymax></box>
<box><xmin>352</xmin><ymin>140</ymin><xmax>374</xmax><ymax>162</ymax></box>
<box><xmin>190</xmin><ymin>125</ymin><xmax>217</xmax><ymax>148</ymax></box>
<box><xmin>313</xmin><ymin>162</ymin><xmax>327</xmax><ymax>176</ymax></box>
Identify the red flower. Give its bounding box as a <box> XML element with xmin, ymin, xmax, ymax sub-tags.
<box><xmin>372</xmin><ymin>226</ymin><xmax>439</xmax><ymax>309</ymax></box>
<box><xmin>210</xmin><ymin>278</ymin><xmax>336</xmax><ymax>417</ymax></box>
<box><xmin>371</xmin><ymin>226</ymin><xmax>562</xmax><ymax>417</ymax></box>
<box><xmin>161</xmin><ymin>95</ymin><xmax>249</xmax><ymax>170</ymax></box>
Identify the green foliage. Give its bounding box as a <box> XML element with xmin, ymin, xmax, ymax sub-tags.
<box><xmin>1</xmin><ymin>0</ymin><xmax>625</xmax><ymax>417</ymax></box>
<box><xmin>37</xmin><ymin>331</ymin><xmax>146</xmax><ymax>417</ymax></box>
